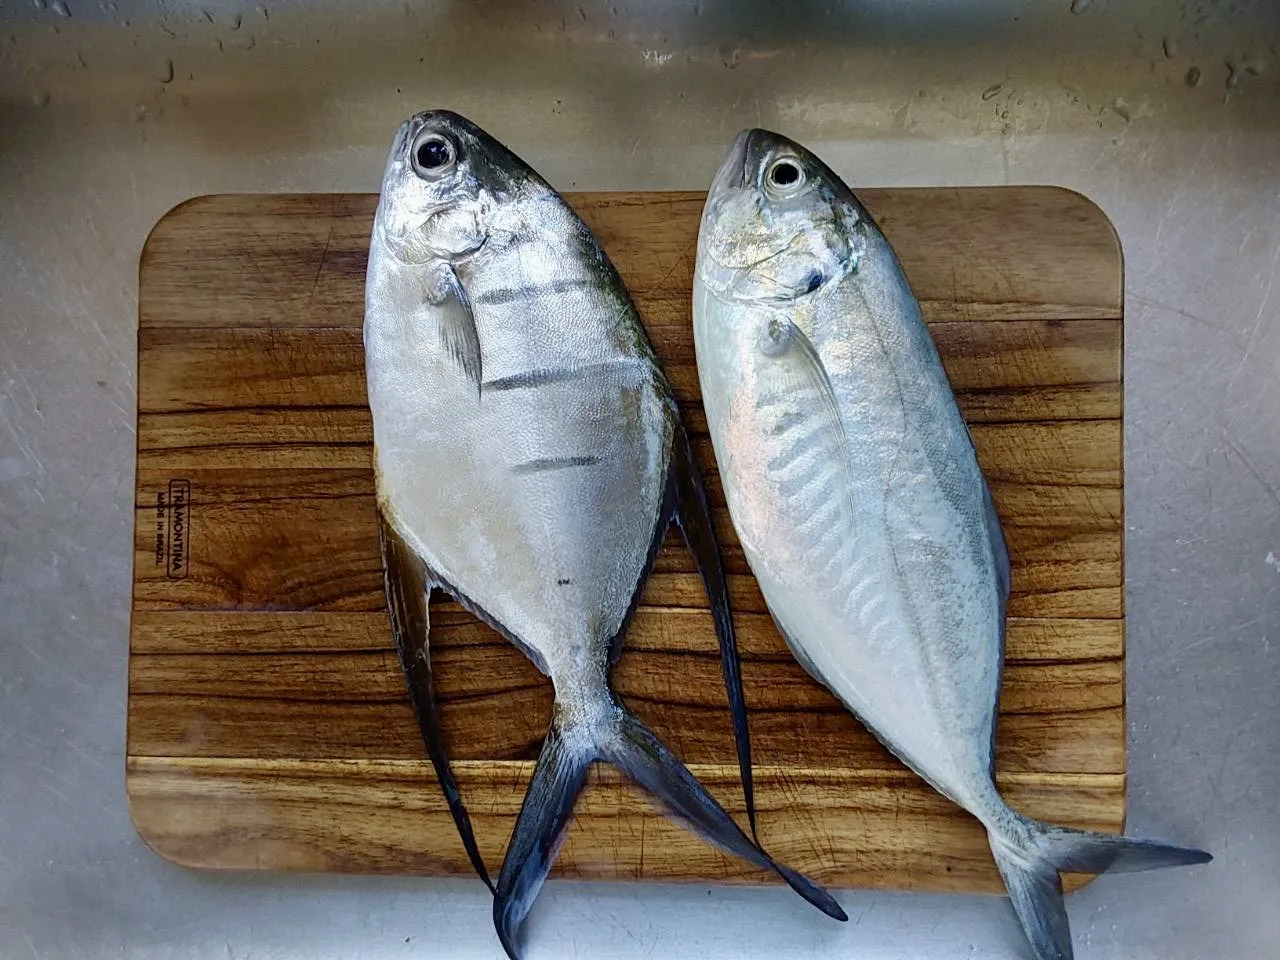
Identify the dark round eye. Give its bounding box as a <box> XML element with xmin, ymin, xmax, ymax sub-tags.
<box><xmin>768</xmin><ymin>159</ymin><xmax>802</xmax><ymax>188</ymax></box>
<box><xmin>412</xmin><ymin>134</ymin><xmax>455</xmax><ymax>175</ymax></box>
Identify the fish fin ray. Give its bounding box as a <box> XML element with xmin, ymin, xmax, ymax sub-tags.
<box><xmin>378</xmin><ymin>512</ymin><xmax>495</xmax><ymax>893</ymax></box>
<box><xmin>428</xmin><ymin>262</ymin><xmax>483</xmax><ymax>394</ymax></box>
<box><xmin>991</xmin><ymin>833</ymin><xmax>1074</xmax><ymax>960</ymax></box>
<box><xmin>493</xmin><ymin>716</ymin><xmax>591</xmax><ymax>960</ymax></box>
<box><xmin>602</xmin><ymin>707</ymin><xmax>847</xmax><ymax>923</ymax></box>
<box><xmin>670</xmin><ymin>421</ymin><xmax>757</xmax><ymax>839</ymax></box>
<box><xmin>989</xmin><ymin>813</ymin><xmax>1211</xmax><ymax>960</ymax></box>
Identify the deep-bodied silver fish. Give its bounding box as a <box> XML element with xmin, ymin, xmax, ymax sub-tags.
<box><xmin>363</xmin><ymin>111</ymin><xmax>846</xmax><ymax>959</ymax></box>
<box><xmin>692</xmin><ymin>129</ymin><xmax>1210</xmax><ymax>960</ymax></box>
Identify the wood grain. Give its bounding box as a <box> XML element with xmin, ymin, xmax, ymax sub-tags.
<box><xmin>128</xmin><ymin>757</ymin><xmax>1121</xmax><ymax>893</ymax></box>
<box><xmin>129</xmin><ymin>189</ymin><xmax>1126</xmax><ymax>892</ymax></box>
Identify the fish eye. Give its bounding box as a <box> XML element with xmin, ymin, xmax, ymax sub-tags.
<box><xmin>767</xmin><ymin>158</ymin><xmax>804</xmax><ymax>191</ymax></box>
<box><xmin>411</xmin><ymin>133</ymin><xmax>456</xmax><ymax>177</ymax></box>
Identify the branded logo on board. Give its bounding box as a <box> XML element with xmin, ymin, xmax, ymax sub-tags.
<box><xmin>163</xmin><ymin>479</ymin><xmax>191</xmax><ymax>580</ymax></box>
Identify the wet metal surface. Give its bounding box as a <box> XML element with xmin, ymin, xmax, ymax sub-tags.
<box><xmin>1</xmin><ymin>1</ymin><xmax>1277</xmax><ymax>957</ymax></box>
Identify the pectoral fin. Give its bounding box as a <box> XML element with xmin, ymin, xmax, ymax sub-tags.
<box><xmin>758</xmin><ymin>316</ymin><xmax>850</xmax><ymax>469</ymax></box>
<box><xmin>426</xmin><ymin>262</ymin><xmax>483</xmax><ymax>394</ymax></box>
<box><xmin>379</xmin><ymin>511</ymin><xmax>494</xmax><ymax>892</ymax></box>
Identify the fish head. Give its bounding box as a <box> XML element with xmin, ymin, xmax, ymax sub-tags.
<box><xmin>373</xmin><ymin>110</ymin><xmax>527</xmax><ymax>265</ymax></box>
<box><xmin>698</xmin><ymin>128</ymin><xmax>867</xmax><ymax>305</ymax></box>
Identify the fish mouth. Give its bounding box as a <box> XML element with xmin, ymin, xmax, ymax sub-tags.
<box><xmin>709</xmin><ymin>129</ymin><xmax>751</xmax><ymax>195</ymax></box>
<box><xmin>708</xmin><ymin>128</ymin><xmax>804</xmax><ymax>199</ymax></box>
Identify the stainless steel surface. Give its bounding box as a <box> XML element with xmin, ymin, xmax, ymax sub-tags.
<box><xmin>1</xmin><ymin>1</ymin><xmax>1276</xmax><ymax>957</ymax></box>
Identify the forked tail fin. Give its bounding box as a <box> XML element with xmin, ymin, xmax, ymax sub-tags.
<box><xmin>989</xmin><ymin>813</ymin><xmax>1211</xmax><ymax>960</ymax></box>
<box><xmin>493</xmin><ymin>704</ymin><xmax>846</xmax><ymax>960</ymax></box>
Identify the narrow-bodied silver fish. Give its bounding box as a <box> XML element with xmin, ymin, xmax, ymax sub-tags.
<box><xmin>364</xmin><ymin>111</ymin><xmax>846</xmax><ymax>959</ymax></box>
<box><xmin>692</xmin><ymin>129</ymin><xmax>1210</xmax><ymax>960</ymax></box>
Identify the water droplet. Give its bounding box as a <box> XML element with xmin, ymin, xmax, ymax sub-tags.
<box><xmin>1112</xmin><ymin>97</ymin><xmax>1131</xmax><ymax>121</ymax></box>
<box><xmin>32</xmin><ymin>0</ymin><xmax>46</xmax><ymax>9</ymax></box>
<box><xmin>159</xmin><ymin>57</ymin><xmax>174</xmax><ymax>83</ymax></box>
<box><xmin>52</xmin><ymin>0</ymin><xmax>70</xmax><ymax>14</ymax></box>
<box><xmin>32</xmin><ymin>89</ymin><xmax>50</xmax><ymax>106</ymax></box>
<box><xmin>231</xmin><ymin>12</ymin><xmax>242</xmax><ymax>29</ymax></box>
<box><xmin>1070</xmin><ymin>0</ymin><xmax>1091</xmax><ymax>13</ymax></box>
<box><xmin>981</xmin><ymin>81</ymin><xmax>1004</xmax><ymax>101</ymax></box>
<box><xmin>1163</xmin><ymin>36</ymin><xmax>1178</xmax><ymax>58</ymax></box>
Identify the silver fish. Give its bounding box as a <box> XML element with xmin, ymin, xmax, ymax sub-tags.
<box><xmin>692</xmin><ymin>128</ymin><xmax>1210</xmax><ymax>960</ymax></box>
<box><xmin>364</xmin><ymin>111</ymin><xmax>846</xmax><ymax>958</ymax></box>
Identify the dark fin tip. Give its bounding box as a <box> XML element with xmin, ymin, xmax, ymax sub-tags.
<box><xmin>774</xmin><ymin>864</ymin><xmax>848</xmax><ymax>922</ymax></box>
<box><xmin>494</xmin><ymin>899</ymin><xmax>524</xmax><ymax>960</ymax></box>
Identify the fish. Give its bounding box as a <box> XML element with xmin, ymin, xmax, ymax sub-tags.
<box><xmin>363</xmin><ymin>111</ymin><xmax>847</xmax><ymax>959</ymax></box>
<box><xmin>691</xmin><ymin>128</ymin><xmax>1211</xmax><ymax>960</ymax></box>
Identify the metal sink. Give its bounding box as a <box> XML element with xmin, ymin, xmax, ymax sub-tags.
<box><xmin>1</xmin><ymin>1</ymin><xmax>1276</xmax><ymax>956</ymax></box>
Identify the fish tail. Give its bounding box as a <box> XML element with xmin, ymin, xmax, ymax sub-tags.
<box><xmin>601</xmin><ymin>706</ymin><xmax>847</xmax><ymax>923</ymax></box>
<box><xmin>493</xmin><ymin>703</ymin><xmax>846</xmax><ymax>959</ymax></box>
<box><xmin>988</xmin><ymin>812</ymin><xmax>1211</xmax><ymax>960</ymax></box>
<box><xmin>492</xmin><ymin>712</ymin><xmax>591</xmax><ymax>960</ymax></box>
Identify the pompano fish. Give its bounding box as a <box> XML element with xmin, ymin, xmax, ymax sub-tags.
<box><xmin>363</xmin><ymin>111</ymin><xmax>847</xmax><ymax>959</ymax></box>
<box><xmin>692</xmin><ymin>128</ymin><xmax>1211</xmax><ymax>960</ymax></box>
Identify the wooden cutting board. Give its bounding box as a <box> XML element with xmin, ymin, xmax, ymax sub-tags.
<box><xmin>128</xmin><ymin>188</ymin><xmax>1125</xmax><ymax>894</ymax></box>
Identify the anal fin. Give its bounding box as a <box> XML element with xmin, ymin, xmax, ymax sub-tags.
<box><xmin>379</xmin><ymin>511</ymin><xmax>495</xmax><ymax>893</ymax></box>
